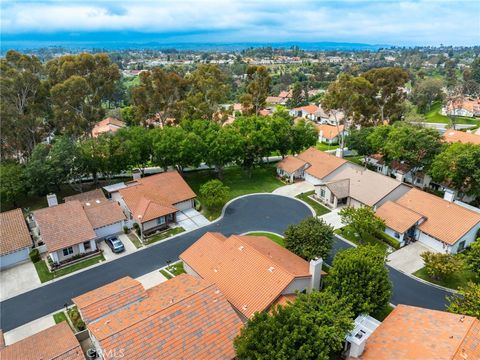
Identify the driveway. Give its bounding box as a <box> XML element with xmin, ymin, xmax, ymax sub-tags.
<box><xmin>176</xmin><ymin>209</ymin><xmax>210</xmax><ymax>231</ymax></box>
<box><xmin>387</xmin><ymin>242</ymin><xmax>435</xmax><ymax>274</ymax></box>
<box><xmin>272</xmin><ymin>181</ymin><xmax>314</xmax><ymax>197</ymax></box>
<box><xmin>0</xmin><ymin>261</ymin><xmax>41</xmax><ymax>301</ymax></box>
<box><xmin>98</xmin><ymin>234</ymin><xmax>138</xmax><ymax>261</ymax></box>
<box><xmin>318</xmin><ymin>209</ymin><xmax>343</xmax><ymax>229</ymax></box>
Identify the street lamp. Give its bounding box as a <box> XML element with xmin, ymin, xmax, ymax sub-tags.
<box><xmin>137</xmin><ymin>215</ymin><xmax>143</xmax><ymax>241</ymax></box>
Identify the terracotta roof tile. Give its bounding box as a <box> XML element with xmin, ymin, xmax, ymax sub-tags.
<box><xmin>83</xmin><ymin>201</ymin><xmax>126</xmax><ymax>229</ymax></box>
<box><xmin>34</xmin><ymin>201</ymin><xmax>96</xmax><ymax>252</ymax></box>
<box><xmin>376</xmin><ymin>201</ymin><xmax>424</xmax><ymax>234</ymax></box>
<box><xmin>0</xmin><ymin>208</ymin><xmax>32</xmax><ymax>256</ymax></box>
<box><xmin>72</xmin><ymin>277</ymin><xmax>146</xmax><ymax>324</ymax></box>
<box><xmin>64</xmin><ymin>189</ymin><xmax>106</xmax><ymax>203</ymax></box>
<box><xmin>361</xmin><ymin>304</ymin><xmax>480</xmax><ymax>360</ymax></box>
<box><xmin>88</xmin><ymin>274</ymin><xmax>242</xmax><ymax>360</ymax></box>
<box><xmin>119</xmin><ymin>171</ymin><xmax>196</xmax><ymax>223</ymax></box>
<box><xmin>454</xmin><ymin>318</ymin><xmax>480</xmax><ymax>360</ymax></box>
<box><xmin>316</xmin><ymin>124</ymin><xmax>345</xmax><ymax>140</ymax></box>
<box><xmin>91</xmin><ymin>117</ymin><xmax>125</xmax><ymax>137</ymax></box>
<box><xmin>443</xmin><ymin>129</ymin><xmax>480</xmax><ymax>145</ymax></box>
<box><xmin>298</xmin><ymin>147</ymin><xmax>347</xmax><ymax>180</ymax></box>
<box><xmin>277</xmin><ymin>156</ymin><xmax>307</xmax><ymax>174</ymax></box>
<box><xmin>396</xmin><ymin>188</ymin><xmax>480</xmax><ymax>245</ymax></box>
<box><xmin>293</xmin><ymin>105</ymin><xmax>319</xmax><ymax>114</ymax></box>
<box><xmin>180</xmin><ymin>232</ymin><xmax>310</xmax><ymax>318</ymax></box>
<box><xmin>0</xmin><ymin>322</ymin><xmax>84</xmax><ymax>360</ymax></box>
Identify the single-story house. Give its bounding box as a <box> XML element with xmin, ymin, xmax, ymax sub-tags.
<box><xmin>109</xmin><ymin>171</ymin><xmax>196</xmax><ymax>237</ymax></box>
<box><xmin>346</xmin><ymin>304</ymin><xmax>480</xmax><ymax>359</ymax></box>
<box><xmin>180</xmin><ymin>232</ymin><xmax>324</xmax><ymax>320</ymax></box>
<box><xmin>0</xmin><ymin>321</ymin><xmax>84</xmax><ymax>360</ymax></box>
<box><xmin>289</xmin><ymin>105</ymin><xmax>319</xmax><ymax>120</ymax></box>
<box><xmin>376</xmin><ymin>188</ymin><xmax>480</xmax><ymax>253</ymax></box>
<box><xmin>33</xmin><ymin>193</ymin><xmax>125</xmax><ymax>264</ymax></box>
<box><xmin>313</xmin><ymin>106</ymin><xmax>345</xmax><ymax>125</ymax></box>
<box><xmin>0</xmin><ymin>209</ymin><xmax>33</xmax><ymax>270</ymax></box>
<box><xmin>443</xmin><ymin>129</ymin><xmax>480</xmax><ymax>145</ymax></box>
<box><xmin>314</xmin><ymin>166</ymin><xmax>411</xmax><ymax>210</ymax></box>
<box><xmin>74</xmin><ymin>274</ymin><xmax>242</xmax><ymax>359</ymax></box>
<box><xmin>316</xmin><ymin>124</ymin><xmax>346</xmax><ymax>144</ymax></box>
<box><xmin>91</xmin><ymin>117</ymin><xmax>126</xmax><ymax>138</ymax></box>
<box><xmin>266</xmin><ymin>96</ymin><xmax>283</xmax><ymax>105</ymax></box>
<box><xmin>276</xmin><ymin>147</ymin><xmax>349</xmax><ymax>184</ymax></box>
<box><xmin>441</xmin><ymin>97</ymin><xmax>480</xmax><ymax>117</ymax></box>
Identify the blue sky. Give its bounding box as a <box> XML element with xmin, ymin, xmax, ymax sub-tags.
<box><xmin>1</xmin><ymin>0</ymin><xmax>479</xmax><ymax>46</ymax></box>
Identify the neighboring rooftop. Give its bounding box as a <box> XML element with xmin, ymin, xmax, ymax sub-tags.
<box><xmin>72</xmin><ymin>276</ymin><xmax>147</xmax><ymax>324</ymax></box>
<box><xmin>277</xmin><ymin>155</ymin><xmax>307</xmax><ymax>174</ymax></box>
<box><xmin>375</xmin><ymin>201</ymin><xmax>425</xmax><ymax>234</ymax></box>
<box><xmin>0</xmin><ymin>322</ymin><xmax>84</xmax><ymax>360</ymax></box>
<box><xmin>396</xmin><ymin>188</ymin><xmax>480</xmax><ymax>245</ymax></box>
<box><xmin>297</xmin><ymin>147</ymin><xmax>347</xmax><ymax>180</ymax></box>
<box><xmin>359</xmin><ymin>304</ymin><xmax>480</xmax><ymax>360</ymax></box>
<box><xmin>316</xmin><ymin>124</ymin><xmax>345</xmax><ymax>140</ymax></box>
<box><xmin>293</xmin><ymin>104</ymin><xmax>319</xmax><ymax>114</ymax></box>
<box><xmin>64</xmin><ymin>189</ymin><xmax>106</xmax><ymax>203</ymax></box>
<box><xmin>443</xmin><ymin>129</ymin><xmax>480</xmax><ymax>145</ymax></box>
<box><xmin>0</xmin><ymin>208</ymin><xmax>32</xmax><ymax>256</ymax></box>
<box><xmin>33</xmin><ymin>201</ymin><xmax>97</xmax><ymax>252</ymax></box>
<box><xmin>91</xmin><ymin>117</ymin><xmax>126</xmax><ymax>138</ymax></box>
<box><xmin>83</xmin><ymin>200</ymin><xmax>126</xmax><ymax>229</ymax></box>
<box><xmin>180</xmin><ymin>232</ymin><xmax>311</xmax><ymax>318</ymax></box>
<box><xmin>118</xmin><ymin>171</ymin><xmax>196</xmax><ymax>223</ymax></box>
<box><xmin>87</xmin><ymin>274</ymin><xmax>242</xmax><ymax>360</ymax></box>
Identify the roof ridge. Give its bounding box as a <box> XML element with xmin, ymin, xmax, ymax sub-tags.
<box><xmin>232</xmin><ymin>235</ymin><xmax>299</xmax><ymax>279</ymax></box>
<box><xmin>451</xmin><ymin>317</ymin><xmax>478</xmax><ymax>358</ymax></box>
<box><xmin>77</xmin><ymin>280</ymin><xmax>141</xmax><ymax>308</ymax></box>
<box><xmin>96</xmin><ymin>280</ymin><xmax>216</xmax><ymax>341</ymax></box>
<box><xmin>391</xmin><ymin>200</ymin><xmax>427</xmax><ymax>219</ymax></box>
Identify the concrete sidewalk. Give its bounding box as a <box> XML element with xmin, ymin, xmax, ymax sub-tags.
<box><xmin>318</xmin><ymin>209</ymin><xmax>343</xmax><ymax>229</ymax></box>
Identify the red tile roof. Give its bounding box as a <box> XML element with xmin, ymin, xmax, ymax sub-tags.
<box><xmin>277</xmin><ymin>156</ymin><xmax>307</xmax><ymax>174</ymax></box>
<box><xmin>72</xmin><ymin>277</ymin><xmax>146</xmax><ymax>324</ymax></box>
<box><xmin>119</xmin><ymin>171</ymin><xmax>196</xmax><ymax>223</ymax></box>
<box><xmin>361</xmin><ymin>304</ymin><xmax>480</xmax><ymax>360</ymax></box>
<box><xmin>293</xmin><ymin>105</ymin><xmax>319</xmax><ymax>114</ymax></box>
<box><xmin>376</xmin><ymin>201</ymin><xmax>424</xmax><ymax>234</ymax></box>
<box><xmin>34</xmin><ymin>201</ymin><xmax>97</xmax><ymax>252</ymax></box>
<box><xmin>88</xmin><ymin>274</ymin><xmax>242</xmax><ymax>360</ymax></box>
<box><xmin>298</xmin><ymin>147</ymin><xmax>347</xmax><ymax>180</ymax></box>
<box><xmin>91</xmin><ymin>117</ymin><xmax>125</xmax><ymax>138</ymax></box>
<box><xmin>0</xmin><ymin>208</ymin><xmax>32</xmax><ymax>256</ymax></box>
<box><xmin>180</xmin><ymin>232</ymin><xmax>310</xmax><ymax>318</ymax></box>
<box><xmin>316</xmin><ymin>124</ymin><xmax>345</xmax><ymax>140</ymax></box>
<box><xmin>0</xmin><ymin>322</ymin><xmax>84</xmax><ymax>360</ymax></box>
<box><xmin>64</xmin><ymin>189</ymin><xmax>106</xmax><ymax>203</ymax></box>
<box><xmin>83</xmin><ymin>200</ymin><xmax>126</xmax><ymax>229</ymax></box>
<box><xmin>443</xmin><ymin>129</ymin><xmax>480</xmax><ymax>145</ymax></box>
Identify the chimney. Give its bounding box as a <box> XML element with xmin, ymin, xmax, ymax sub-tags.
<box><xmin>309</xmin><ymin>258</ymin><xmax>323</xmax><ymax>291</ymax></box>
<box><xmin>395</xmin><ymin>172</ymin><xmax>404</xmax><ymax>182</ymax></box>
<box><xmin>132</xmin><ymin>168</ymin><xmax>141</xmax><ymax>180</ymax></box>
<box><xmin>46</xmin><ymin>193</ymin><xmax>58</xmax><ymax>207</ymax></box>
<box><xmin>444</xmin><ymin>189</ymin><xmax>455</xmax><ymax>202</ymax></box>
<box><xmin>345</xmin><ymin>314</ymin><xmax>381</xmax><ymax>359</ymax></box>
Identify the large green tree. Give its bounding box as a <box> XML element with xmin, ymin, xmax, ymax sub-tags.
<box><xmin>0</xmin><ymin>162</ymin><xmax>26</xmax><ymax>208</ymax></box>
<box><xmin>234</xmin><ymin>290</ymin><xmax>354</xmax><ymax>360</ymax></box>
<box><xmin>199</xmin><ymin>179</ymin><xmax>230</xmax><ymax>210</ymax></box>
<box><xmin>448</xmin><ymin>282</ymin><xmax>480</xmax><ymax>320</ymax></box>
<box><xmin>430</xmin><ymin>142</ymin><xmax>480</xmax><ymax>197</ymax></box>
<box><xmin>284</xmin><ymin>217</ymin><xmax>334</xmax><ymax>261</ymax></box>
<box><xmin>411</xmin><ymin>78</ymin><xmax>445</xmax><ymax>113</ymax></box>
<box><xmin>339</xmin><ymin>207</ymin><xmax>385</xmax><ymax>243</ymax></box>
<box><xmin>464</xmin><ymin>239</ymin><xmax>480</xmax><ymax>277</ymax></box>
<box><xmin>327</xmin><ymin>245</ymin><xmax>392</xmax><ymax>315</ymax></box>
<box><xmin>245</xmin><ymin>65</ymin><xmax>271</xmax><ymax>115</ymax></box>
<box><xmin>346</xmin><ymin>127</ymin><xmax>375</xmax><ymax>165</ymax></box>
<box><xmin>421</xmin><ymin>251</ymin><xmax>464</xmax><ymax>280</ymax></box>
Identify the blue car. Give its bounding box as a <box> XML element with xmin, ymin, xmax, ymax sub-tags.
<box><xmin>105</xmin><ymin>236</ymin><xmax>125</xmax><ymax>253</ymax></box>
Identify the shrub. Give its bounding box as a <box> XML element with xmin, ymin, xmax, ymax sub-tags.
<box><xmin>199</xmin><ymin>179</ymin><xmax>230</xmax><ymax>209</ymax></box>
<box><xmin>421</xmin><ymin>251</ymin><xmax>464</xmax><ymax>280</ymax></box>
<box><xmin>29</xmin><ymin>249</ymin><xmax>40</xmax><ymax>263</ymax></box>
<box><xmin>68</xmin><ymin>307</ymin><xmax>86</xmax><ymax>331</ymax></box>
<box><xmin>376</xmin><ymin>231</ymin><xmax>401</xmax><ymax>250</ymax></box>
<box><xmin>123</xmin><ymin>226</ymin><xmax>129</xmax><ymax>234</ymax></box>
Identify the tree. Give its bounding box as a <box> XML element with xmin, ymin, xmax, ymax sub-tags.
<box><xmin>116</xmin><ymin>126</ymin><xmax>153</xmax><ymax>174</ymax></box>
<box><xmin>327</xmin><ymin>245</ymin><xmax>392</xmax><ymax>316</ymax></box>
<box><xmin>287</xmin><ymin>82</ymin><xmax>304</xmax><ymax>108</ymax></box>
<box><xmin>47</xmin><ymin>53</ymin><xmax>120</xmax><ymax>137</ymax></box>
<box><xmin>204</xmin><ymin>125</ymin><xmax>242</xmax><ymax>179</ymax></box>
<box><xmin>345</xmin><ymin>127</ymin><xmax>375</xmax><ymax>165</ymax></box>
<box><xmin>0</xmin><ymin>162</ymin><xmax>26</xmax><ymax>208</ymax></box>
<box><xmin>289</xmin><ymin>119</ymin><xmax>318</xmax><ymax>155</ymax></box>
<box><xmin>462</xmin><ymin>79</ymin><xmax>480</xmax><ymax>97</ymax></box>
<box><xmin>0</xmin><ymin>50</ymin><xmax>49</xmax><ymax>159</ymax></box>
<box><xmin>421</xmin><ymin>251</ymin><xmax>464</xmax><ymax>280</ymax></box>
<box><xmin>284</xmin><ymin>217</ymin><xmax>334</xmax><ymax>261</ymax></box>
<box><xmin>151</xmin><ymin>126</ymin><xmax>186</xmax><ymax>170</ymax></box>
<box><xmin>199</xmin><ymin>179</ymin><xmax>230</xmax><ymax>210</ymax></box>
<box><xmin>339</xmin><ymin>207</ymin><xmax>385</xmax><ymax>243</ymax></box>
<box><xmin>234</xmin><ymin>290</ymin><xmax>354</xmax><ymax>360</ymax></box>
<box><xmin>411</xmin><ymin>78</ymin><xmax>445</xmax><ymax>113</ymax></box>
<box><xmin>464</xmin><ymin>239</ymin><xmax>480</xmax><ymax>277</ymax></box>
<box><xmin>245</xmin><ymin>65</ymin><xmax>270</xmax><ymax>115</ymax></box>
<box><xmin>471</xmin><ymin>57</ymin><xmax>480</xmax><ymax>83</ymax></box>
<box><xmin>430</xmin><ymin>142</ymin><xmax>480</xmax><ymax>197</ymax></box>
<box><xmin>362</xmin><ymin>67</ymin><xmax>409</xmax><ymax>123</ymax></box>
<box><xmin>184</xmin><ymin>64</ymin><xmax>229</xmax><ymax>120</ymax></box>
<box><xmin>447</xmin><ymin>282</ymin><xmax>480</xmax><ymax>320</ymax></box>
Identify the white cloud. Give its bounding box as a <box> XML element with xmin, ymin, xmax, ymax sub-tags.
<box><xmin>1</xmin><ymin>0</ymin><xmax>479</xmax><ymax>45</ymax></box>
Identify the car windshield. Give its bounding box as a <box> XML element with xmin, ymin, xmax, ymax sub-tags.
<box><xmin>112</xmin><ymin>240</ymin><xmax>123</xmax><ymax>247</ymax></box>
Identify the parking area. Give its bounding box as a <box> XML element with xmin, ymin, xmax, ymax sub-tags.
<box><xmin>0</xmin><ymin>261</ymin><xmax>41</xmax><ymax>301</ymax></box>
<box><xmin>98</xmin><ymin>234</ymin><xmax>139</xmax><ymax>261</ymax></box>
<box><xmin>176</xmin><ymin>209</ymin><xmax>210</xmax><ymax>231</ymax></box>
<box><xmin>387</xmin><ymin>241</ymin><xmax>435</xmax><ymax>274</ymax></box>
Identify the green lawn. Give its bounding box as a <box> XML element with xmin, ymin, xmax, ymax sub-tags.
<box><xmin>335</xmin><ymin>227</ymin><xmax>388</xmax><ymax>252</ymax></box>
<box><xmin>316</xmin><ymin>142</ymin><xmax>339</xmax><ymax>151</ymax></box>
<box><xmin>371</xmin><ymin>304</ymin><xmax>395</xmax><ymax>321</ymax></box>
<box><xmin>34</xmin><ymin>254</ymin><xmax>106</xmax><ymax>283</ymax></box>
<box><xmin>345</xmin><ymin>155</ymin><xmax>364</xmax><ymax>166</ymax></box>
<box><xmin>160</xmin><ymin>261</ymin><xmax>186</xmax><ymax>279</ymax></box>
<box><xmin>425</xmin><ymin>102</ymin><xmax>479</xmax><ymax>125</ymax></box>
<box><xmin>184</xmin><ymin>165</ymin><xmax>283</xmax><ymax>220</ymax></box>
<box><xmin>127</xmin><ymin>233</ymin><xmax>143</xmax><ymax>248</ymax></box>
<box><xmin>413</xmin><ymin>266</ymin><xmax>478</xmax><ymax>290</ymax></box>
<box><xmin>246</xmin><ymin>231</ymin><xmax>285</xmax><ymax>247</ymax></box>
<box><xmin>295</xmin><ymin>191</ymin><xmax>330</xmax><ymax>216</ymax></box>
<box><xmin>144</xmin><ymin>227</ymin><xmax>185</xmax><ymax>245</ymax></box>
<box><xmin>53</xmin><ymin>310</ymin><xmax>68</xmax><ymax>324</ymax></box>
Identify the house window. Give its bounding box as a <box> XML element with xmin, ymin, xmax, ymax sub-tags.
<box><xmin>394</xmin><ymin>232</ymin><xmax>400</xmax><ymax>239</ymax></box>
<box><xmin>63</xmin><ymin>247</ymin><xmax>74</xmax><ymax>256</ymax></box>
<box><xmin>84</xmin><ymin>241</ymin><xmax>91</xmax><ymax>250</ymax></box>
<box><xmin>167</xmin><ymin>213</ymin><xmax>174</xmax><ymax>221</ymax></box>
<box><xmin>320</xmin><ymin>189</ymin><xmax>325</xmax><ymax>198</ymax></box>
<box><xmin>157</xmin><ymin>217</ymin><xmax>166</xmax><ymax>225</ymax></box>
<box><xmin>457</xmin><ymin>240</ymin><xmax>466</xmax><ymax>252</ymax></box>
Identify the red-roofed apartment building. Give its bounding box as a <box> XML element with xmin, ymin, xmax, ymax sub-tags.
<box><xmin>180</xmin><ymin>232</ymin><xmax>324</xmax><ymax>320</ymax></box>
<box><xmin>107</xmin><ymin>171</ymin><xmax>196</xmax><ymax>237</ymax></box>
<box><xmin>73</xmin><ymin>274</ymin><xmax>243</xmax><ymax>359</ymax></box>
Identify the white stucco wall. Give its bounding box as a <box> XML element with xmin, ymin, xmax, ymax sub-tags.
<box><xmin>449</xmin><ymin>222</ymin><xmax>480</xmax><ymax>254</ymax></box>
<box><xmin>304</xmin><ymin>173</ymin><xmax>323</xmax><ymax>185</ymax></box>
<box><xmin>384</xmin><ymin>227</ymin><xmax>404</xmax><ymax>246</ymax></box>
<box><xmin>281</xmin><ymin>277</ymin><xmax>312</xmax><ymax>294</ymax></box>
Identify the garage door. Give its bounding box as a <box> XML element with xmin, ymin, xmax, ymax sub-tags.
<box><xmin>175</xmin><ymin>199</ymin><xmax>194</xmax><ymax>211</ymax></box>
<box><xmin>304</xmin><ymin>173</ymin><xmax>322</xmax><ymax>185</ymax></box>
<box><xmin>95</xmin><ymin>221</ymin><xmax>123</xmax><ymax>239</ymax></box>
<box><xmin>0</xmin><ymin>247</ymin><xmax>30</xmax><ymax>270</ymax></box>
